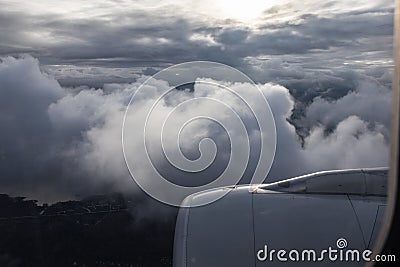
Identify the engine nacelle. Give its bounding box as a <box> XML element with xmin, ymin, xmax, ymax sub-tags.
<box><xmin>173</xmin><ymin>167</ymin><xmax>388</xmax><ymax>266</ymax></box>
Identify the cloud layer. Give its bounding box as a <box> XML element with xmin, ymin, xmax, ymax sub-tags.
<box><xmin>0</xmin><ymin>55</ymin><xmax>390</xmax><ymax>203</ymax></box>
<box><xmin>0</xmin><ymin>0</ymin><xmax>394</xmax><ymax>82</ymax></box>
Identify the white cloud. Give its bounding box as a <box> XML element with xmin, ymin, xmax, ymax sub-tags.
<box><xmin>0</xmin><ymin>55</ymin><xmax>391</xmax><ymax>203</ymax></box>
<box><xmin>305</xmin><ymin>74</ymin><xmax>391</xmax><ymax>136</ymax></box>
<box><xmin>303</xmin><ymin>116</ymin><xmax>389</xmax><ymax>171</ymax></box>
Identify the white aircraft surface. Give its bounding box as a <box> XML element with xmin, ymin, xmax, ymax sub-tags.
<box><xmin>173</xmin><ymin>167</ymin><xmax>388</xmax><ymax>266</ymax></box>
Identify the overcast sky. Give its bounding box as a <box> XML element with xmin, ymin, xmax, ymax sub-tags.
<box><xmin>0</xmin><ymin>0</ymin><xmax>395</xmax><ymax>205</ymax></box>
<box><xmin>0</xmin><ymin>0</ymin><xmax>394</xmax><ymax>78</ymax></box>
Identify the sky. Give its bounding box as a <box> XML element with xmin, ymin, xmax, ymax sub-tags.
<box><xmin>0</xmin><ymin>0</ymin><xmax>395</xmax><ymax>206</ymax></box>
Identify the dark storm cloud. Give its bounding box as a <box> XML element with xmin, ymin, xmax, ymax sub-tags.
<box><xmin>0</xmin><ymin>1</ymin><xmax>393</xmax><ymax>73</ymax></box>
<box><xmin>0</xmin><ymin>56</ymin><xmax>133</xmax><ymax>202</ymax></box>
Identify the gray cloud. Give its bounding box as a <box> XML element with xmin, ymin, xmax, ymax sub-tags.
<box><xmin>0</xmin><ymin>55</ymin><xmax>132</xmax><ymax>202</ymax></box>
<box><xmin>263</xmin><ymin>83</ymin><xmax>389</xmax><ymax>180</ymax></box>
<box><xmin>0</xmin><ymin>0</ymin><xmax>394</xmax><ymax>77</ymax></box>
<box><xmin>0</xmin><ymin>55</ymin><xmax>390</xmax><ymax>204</ymax></box>
<box><xmin>304</xmin><ymin>75</ymin><xmax>391</xmax><ymax>135</ymax></box>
